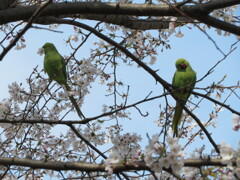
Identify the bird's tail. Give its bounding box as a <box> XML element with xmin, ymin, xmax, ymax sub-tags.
<box><xmin>65</xmin><ymin>83</ymin><xmax>71</xmax><ymax>91</ymax></box>
<box><xmin>69</xmin><ymin>95</ymin><xmax>85</xmax><ymax>119</ymax></box>
<box><xmin>64</xmin><ymin>83</ymin><xmax>85</xmax><ymax>119</ymax></box>
<box><xmin>172</xmin><ymin>102</ymin><xmax>184</xmax><ymax>137</ymax></box>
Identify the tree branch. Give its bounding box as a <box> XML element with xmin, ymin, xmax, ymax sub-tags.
<box><xmin>182</xmin><ymin>105</ymin><xmax>220</xmax><ymax>153</ymax></box>
<box><xmin>192</xmin><ymin>91</ymin><xmax>240</xmax><ymax>116</ymax></box>
<box><xmin>188</xmin><ymin>0</ymin><xmax>240</xmax><ymax>12</ymax></box>
<box><xmin>68</xmin><ymin>124</ymin><xmax>131</xmax><ymax>180</ymax></box>
<box><xmin>0</xmin><ymin>0</ymin><xmax>53</xmax><ymax>61</ymax></box>
<box><xmin>68</xmin><ymin>124</ymin><xmax>107</xmax><ymax>159</ymax></box>
<box><xmin>0</xmin><ymin>92</ymin><xmax>170</xmax><ymax>125</ymax></box>
<box><xmin>0</xmin><ymin>1</ymin><xmax>239</xmax><ymax>34</ymax></box>
<box><xmin>184</xmin><ymin>10</ymin><xmax>240</xmax><ymax>36</ymax></box>
<box><xmin>0</xmin><ymin>157</ymin><xmax>233</xmax><ymax>172</ymax></box>
<box><xmin>0</xmin><ymin>2</ymin><xmax>175</xmax><ymax>25</ymax></box>
<box><xmin>78</xmin><ymin>14</ymin><xmax>170</xmax><ymax>30</ymax></box>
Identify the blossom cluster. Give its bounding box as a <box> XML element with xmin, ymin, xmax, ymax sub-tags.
<box><xmin>105</xmin><ymin>133</ymin><xmax>142</xmax><ymax>174</ymax></box>
<box><xmin>144</xmin><ymin>135</ymin><xmax>184</xmax><ymax>175</ymax></box>
<box><xmin>218</xmin><ymin>141</ymin><xmax>240</xmax><ymax>179</ymax></box>
<box><xmin>232</xmin><ymin>114</ymin><xmax>240</xmax><ymax>131</ymax></box>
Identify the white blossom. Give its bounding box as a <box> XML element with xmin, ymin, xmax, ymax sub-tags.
<box><xmin>175</xmin><ymin>31</ymin><xmax>184</xmax><ymax>37</ymax></box>
<box><xmin>144</xmin><ymin>152</ymin><xmax>154</xmax><ymax>166</ymax></box>
<box><xmin>232</xmin><ymin>114</ymin><xmax>240</xmax><ymax>131</ymax></box>
<box><xmin>220</xmin><ymin>141</ymin><xmax>233</xmax><ymax>164</ymax></box>
<box><xmin>159</xmin><ymin>157</ymin><xmax>170</xmax><ymax>169</ymax></box>
<box><xmin>166</xmin><ymin>136</ymin><xmax>178</xmax><ymax>146</ymax></box>
<box><xmin>171</xmin><ymin>160</ymin><xmax>184</xmax><ymax>173</ymax></box>
<box><xmin>37</xmin><ymin>48</ymin><xmax>45</xmax><ymax>55</ymax></box>
<box><xmin>71</xmin><ymin>35</ymin><xmax>78</xmax><ymax>42</ymax></box>
<box><xmin>149</xmin><ymin>56</ymin><xmax>157</xmax><ymax>65</ymax></box>
<box><xmin>15</xmin><ymin>43</ymin><xmax>26</xmax><ymax>50</ymax></box>
<box><xmin>151</xmin><ymin>161</ymin><xmax>163</xmax><ymax>172</ymax></box>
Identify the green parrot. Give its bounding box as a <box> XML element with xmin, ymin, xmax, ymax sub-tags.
<box><xmin>42</xmin><ymin>42</ymin><xmax>85</xmax><ymax>118</ymax></box>
<box><xmin>172</xmin><ymin>58</ymin><xmax>196</xmax><ymax>137</ymax></box>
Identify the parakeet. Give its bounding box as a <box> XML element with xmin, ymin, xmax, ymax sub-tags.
<box><xmin>172</xmin><ymin>58</ymin><xmax>196</xmax><ymax>137</ymax></box>
<box><xmin>42</xmin><ymin>42</ymin><xmax>85</xmax><ymax>118</ymax></box>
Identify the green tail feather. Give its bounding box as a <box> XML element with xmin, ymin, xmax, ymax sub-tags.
<box><xmin>64</xmin><ymin>83</ymin><xmax>85</xmax><ymax>119</ymax></box>
<box><xmin>172</xmin><ymin>102</ymin><xmax>183</xmax><ymax>137</ymax></box>
<box><xmin>69</xmin><ymin>95</ymin><xmax>85</xmax><ymax>118</ymax></box>
<box><xmin>64</xmin><ymin>83</ymin><xmax>71</xmax><ymax>91</ymax></box>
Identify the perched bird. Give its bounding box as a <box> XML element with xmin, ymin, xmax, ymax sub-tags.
<box><xmin>172</xmin><ymin>58</ymin><xmax>196</xmax><ymax>137</ymax></box>
<box><xmin>42</xmin><ymin>42</ymin><xmax>85</xmax><ymax>118</ymax></box>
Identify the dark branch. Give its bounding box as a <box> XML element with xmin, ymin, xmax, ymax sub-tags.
<box><xmin>192</xmin><ymin>91</ymin><xmax>240</xmax><ymax>116</ymax></box>
<box><xmin>0</xmin><ymin>157</ymin><xmax>232</xmax><ymax>172</ymax></box>
<box><xmin>0</xmin><ymin>1</ymin><xmax>239</xmax><ymax>35</ymax></box>
<box><xmin>0</xmin><ymin>93</ymin><xmax>170</xmax><ymax>125</ymax></box>
<box><xmin>0</xmin><ymin>0</ymin><xmax>53</xmax><ymax>61</ymax></box>
<box><xmin>190</xmin><ymin>0</ymin><xmax>240</xmax><ymax>12</ymax></box>
<box><xmin>184</xmin><ymin>10</ymin><xmax>240</xmax><ymax>36</ymax></box>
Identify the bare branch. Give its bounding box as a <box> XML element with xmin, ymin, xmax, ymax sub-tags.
<box><xmin>0</xmin><ymin>2</ymin><xmax>175</xmax><ymax>25</ymax></box>
<box><xmin>188</xmin><ymin>0</ymin><xmax>240</xmax><ymax>12</ymax></box>
<box><xmin>78</xmin><ymin>14</ymin><xmax>170</xmax><ymax>30</ymax></box>
<box><xmin>0</xmin><ymin>157</ymin><xmax>233</xmax><ymax>172</ymax></box>
<box><xmin>184</xmin><ymin>11</ymin><xmax>240</xmax><ymax>36</ymax></box>
<box><xmin>192</xmin><ymin>91</ymin><xmax>240</xmax><ymax>116</ymax></box>
<box><xmin>0</xmin><ymin>1</ymin><xmax>239</xmax><ymax>34</ymax></box>
<box><xmin>68</xmin><ymin>124</ymin><xmax>107</xmax><ymax>159</ymax></box>
<box><xmin>0</xmin><ymin>0</ymin><xmax>53</xmax><ymax>61</ymax></box>
<box><xmin>0</xmin><ymin>92</ymin><xmax>170</xmax><ymax>125</ymax></box>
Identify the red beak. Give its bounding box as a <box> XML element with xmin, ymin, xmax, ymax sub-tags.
<box><xmin>180</xmin><ymin>63</ymin><xmax>187</xmax><ymax>69</ymax></box>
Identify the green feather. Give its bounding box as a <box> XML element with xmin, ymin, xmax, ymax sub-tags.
<box><xmin>172</xmin><ymin>58</ymin><xmax>196</xmax><ymax>137</ymax></box>
<box><xmin>43</xmin><ymin>42</ymin><xmax>67</xmax><ymax>85</ymax></box>
<box><xmin>42</xmin><ymin>42</ymin><xmax>84</xmax><ymax>118</ymax></box>
<box><xmin>172</xmin><ymin>102</ymin><xmax>183</xmax><ymax>137</ymax></box>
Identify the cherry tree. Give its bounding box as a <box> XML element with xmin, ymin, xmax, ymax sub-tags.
<box><xmin>0</xmin><ymin>0</ymin><xmax>240</xmax><ymax>179</ymax></box>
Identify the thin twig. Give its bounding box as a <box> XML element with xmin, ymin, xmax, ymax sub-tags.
<box><xmin>197</xmin><ymin>47</ymin><xmax>237</xmax><ymax>83</ymax></box>
<box><xmin>0</xmin><ymin>92</ymin><xmax>170</xmax><ymax>125</ymax></box>
<box><xmin>68</xmin><ymin>124</ymin><xmax>130</xmax><ymax>180</ymax></box>
<box><xmin>0</xmin><ymin>0</ymin><xmax>53</xmax><ymax>61</ymax></box>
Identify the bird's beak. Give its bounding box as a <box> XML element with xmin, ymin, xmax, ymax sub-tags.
<box><xmin>180</xmin><ymin>63</ymin><xmax>187</xmax><ymax>69</ymax></box>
